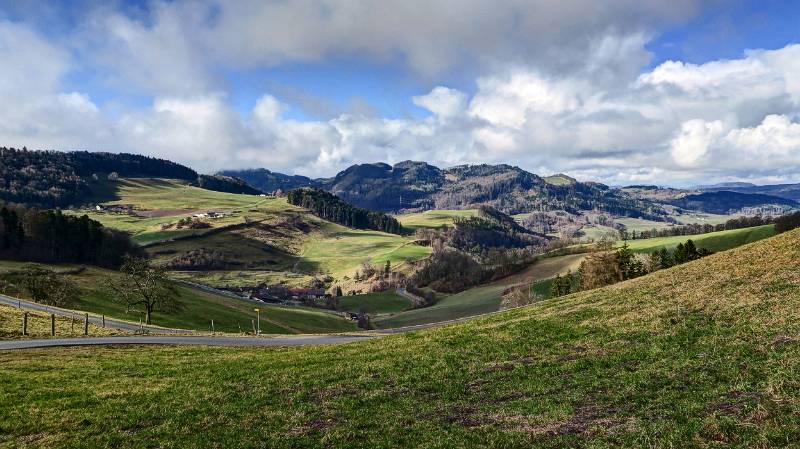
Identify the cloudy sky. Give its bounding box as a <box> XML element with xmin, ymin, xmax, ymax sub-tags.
<box><xmin>1</xmin><ymin>0</ymin><xmax>799</xmax><ymax>185</ymax></box>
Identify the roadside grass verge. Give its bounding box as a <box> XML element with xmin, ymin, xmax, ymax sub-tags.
<box><xmin>0</xmin><ymin>303</ymin><xmax>122</xmax><ymax>340</ymax></box>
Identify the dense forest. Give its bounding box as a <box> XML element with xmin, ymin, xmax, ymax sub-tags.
<box><xmin>286</xmin><ymin>188</ymin><xmax>403</xmax><ymax>234</ymax></box>
<box><xmin>0</xmin><ymin>203</ymin><xmax>139</xmax><ymax>267</ymax></box>
<box><xmin>0</xmin><ymin>147</ymin><xmax>197</xmax><ymax>207</ymax></box>
<box><xmin>0</xmin><ymin>147</ymin><xmax>260</xmax><ymax>207</ymax></box>
<box><xmin>195</xmin><ymin>175</ymin><xmax>263</xmax><ymax>195</ymax></box>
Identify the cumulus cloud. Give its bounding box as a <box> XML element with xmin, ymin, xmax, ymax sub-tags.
<box><xmin>2</xmin><ymin>1</ymin><xmax>800</xmax><ymax>185</ymax></box>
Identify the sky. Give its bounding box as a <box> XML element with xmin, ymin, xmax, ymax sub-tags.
<box><xmin>0</xmin><ymin>0</ymin><xmax>799</xmax><ymax>186</ymax></box>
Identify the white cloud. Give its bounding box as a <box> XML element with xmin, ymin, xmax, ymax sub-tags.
<box><xmin>412</xmin><ymin>87</ymin><xmax>467</xmax><ymax>119</ymax></box>
<box><xmin>3</xmin><ymin>2</ymin><xmax>800</xmax><ymax>186</ymax></box>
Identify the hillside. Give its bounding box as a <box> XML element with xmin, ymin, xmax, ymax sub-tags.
<box><xmin>218</xmin><ymin>168</ymin><xmax>317</xmax><ymax>193</ymax></box>
<box><xmin>618</xmin><ymin>224</ymin><xmax>776</xmax><ymax>253</ymax></box>
<box><xmin>228</xmin><ymin>161</ymin><xmax>669</xmax><ymax>219</ymax></box>
<box><xmin>701</xmin><ymin>182</ymin><xmax>800</xmax><ymax>201</ymax></box>
<box><xmin>0</xmin><ymin>261</ymin><xmax>355</xmax><ymax>334</ymax></box>
<box><xmin>0</xmin><ymin>148</ymin><xmax>258</xmax><ymax>207</ymax></box>
<box><xmin>73</xmin><ymin>178</ymin><xmax>430</xmax><ymax>289</ymax></box>
<box><xmin>2</xmin><ymin>229</ymin><xmax>798</xmax><ymax>447</ymax></box>
<box><xmin>669</xmin><ymin>191</ymin><xmax>798</xmax><ymax>215</ymax></box>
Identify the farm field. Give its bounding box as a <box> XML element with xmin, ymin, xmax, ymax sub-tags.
<box><xmin>615</xmin><ymin>213</ymin><xmax>737</xmax><ymax>234</ymax></box>
<box><xmin>75</xmin><ymin>178</ymin><xmax>431</xmax><ymax>287</ymax></box>
<box><xmin>617</xmin><ymin>224</ymin><xmax>776</xmax><ymax>253</ymax></box>
<box><xmin>3</xmin><ymin>229</ymin><xmax>798</xmax><ymax>448</ymax></box>
<box><xmin>73</xmin><ymin>178</ymin><xmax>304</xmax><ymax>245</ymax></box>
<box><xmin>397</xmin><ymin>209</ymin><xmax>478</xmax><ymax>230</ymax></box>
<box><xmin>0</xmin><ymin>261</ymin><xmax>356</xmax><ymax>334</ymax></box>
<box><xmin>337</xmin><ymin>291</ymin><xmax>412</xmax><ymax>314</ymax></box>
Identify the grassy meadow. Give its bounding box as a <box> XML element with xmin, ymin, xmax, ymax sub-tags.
<box><xmin>617</xmin><ymin>224</ymin><xmax>776</xmax><ymax>253</ymax></box>
<box><xmin>0</xmin><ymin>261</ymin><xmax>355</xmax><ymax>334</ymax></box>
<box><xmin>337</xmin><ymin>291</ymin><xmax>412</xmax><ymax>314</ymax></box>
<box><xmin>397</xmin><ymin>209</ymin><xmax>478</xmax><ymax>231</ymax></box>
<box><xmin>2</xmin><ymin>229</ymin><xmax>798</xmax><ymax>448</ymax></box>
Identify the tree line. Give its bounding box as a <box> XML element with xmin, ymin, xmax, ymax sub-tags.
<box><xmin>548</xmin><ymin>240</ymin><xmax>712</xmax><ymax>298</ymax></box>
<box><xmin>286</xmin><ymin>188</ymin><xmax>403</xmax><ymax>234</ymax></box>
<box><xmin>621</xmin><ymin>214</ymin><xmax>776</xmax><ymax>240</ymax></box>
<box><xmin>0</xmin><ymin>203</ymin><xmax>139</xmax><ymax>267</ymax></box>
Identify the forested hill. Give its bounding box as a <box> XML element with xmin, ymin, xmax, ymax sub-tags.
<box><xmin>217</xmin><ymin>168</ymin><xmax>316</xmax><ymax>193</ymax></box>
<box><xmin>0</xmin><ymin>147</ymin><xmax>258</xmax><ymax>207</ymax></box>
<box><xmin>228</xmin><ymin>161</ymin><xmax>668</xmax><ymax>219</ymax></box>
<box><xmin>286</xmin><ymin>187</ymin><xmax>403</xmax><ymax>235</ymax></box>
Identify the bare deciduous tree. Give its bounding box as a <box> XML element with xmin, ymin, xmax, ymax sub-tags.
<box><xmin>111</xmin><ymin>257</ymin><xmax>182</xmax><ymax>325</ymax></box>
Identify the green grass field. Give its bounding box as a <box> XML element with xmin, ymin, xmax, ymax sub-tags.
<box><xmin>397</xmin><ymin>209</ymin><xmax>478</xmax><ymax>231</ymax></box>
<box><xmin>0</xmin><ymin>261</ymin><xmax>355</xmax><ymax>334</ymax></box>
<box><xmin>375</xmin><ymin>254</ymin><xmax>585</xmax><ymax>328</ymax></box>
<box><xmin>73</xmin><ymin>178</ymin><xmax>305</xmax><ymax>245</ymax></box>
<box><xmin>615</xmin><ymin>213</ymin><xmax>738</xmax><ymax>234</ymax></box>
<box><xmin>77</xmin><ymin>178</ymin><xmax>431</xmax><ymax>287</ymax></box>
<box><xmin>617</xmin><ymin>224</ymin><xmax>776</xmax><ymax>253</ymax></box>
<box><xmin>337</xmin><ymin>291</ymin><xmax>412</xmax><ymax>314</ymax></box>
<box><xmin>3</xmin><ymin>230</ymin><xmax>798</xmax><ymax>448</ymax></box>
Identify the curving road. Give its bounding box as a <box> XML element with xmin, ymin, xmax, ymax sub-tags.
<box><xmin>0</xmin><ymin>335</ymin><xmax>375</xmax><ymax>350</ymax></box>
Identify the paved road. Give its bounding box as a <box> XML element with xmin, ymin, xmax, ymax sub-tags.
<box><xmin>0</xmin><ymin>294</ymin><xmax>191</xmax><ymax>334</ymax></box>
<box><xmin>0</xmin><ymin>335</ymin><xmax>375</xmax><ymax>350</ymax></box>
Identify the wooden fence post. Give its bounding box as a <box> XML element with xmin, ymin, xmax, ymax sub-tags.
<box><xmin>50</xmin><ymin>314</ymin><xmax>55</xmax><ymax>336</ymax></box>
<box><xmin>102</xmin><ymin>315</ymin><xmax>105</xmax><ymax>328</ymax></box>
<box><xmin>71</xmin><ymin>313</ymin><xmax>75</xmax><ymax>334</ymax></box>
<box><xmin>84</xmin><ymin>313</ymin><xmax>89</xmax><ymax>336</ymax></box>
<box><xmin>22</xmin><ymin>312</ymin><xmax>28</xmax><ymax>336</ymax></box>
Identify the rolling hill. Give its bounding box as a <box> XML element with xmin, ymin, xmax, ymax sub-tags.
<box><xmin>228</xmin><ymin>160</ymin><xmax>670</xmax><ymax>219</ymax></box>
<box><xmin>0</xmin><ymin>261</ymin><xmax>356</xmax><ymax>334</ymax></box>
<box><xmin>2</xmin><ymin>227</ymin><xmax>798</xmax><ymax>447</ymax></box>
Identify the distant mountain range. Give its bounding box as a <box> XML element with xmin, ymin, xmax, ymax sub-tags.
<box><xmin>227</xmin><ymin>162</ymin><xmax>800</xmax><ymax>218</ymax></box>
<box><xmin>2</xmin><ymin>147</ymin><xmax>796</xmax><ymax>219</ymax></box>
<box><xmin>226</xmin><ymin>161</ymin><xmax>669</xmax><ymax>219</ymax></box>
<box><xmin>699</xmin><ymin>182</ymin><xmax>800</xmax><ymax>202</ymax></box>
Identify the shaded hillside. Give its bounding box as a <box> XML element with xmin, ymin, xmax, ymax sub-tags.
<box><xmin>286</xmin><ymin>187</ymin><xmax>403</xmax><ymax>234</ymax></box>
<box><xmin>243</xmin><ymin>161</ymin><xmax>667</xmax><ymax>219</ymax></box>
<box><xmin>196</xmin><ymin>175</ymin><xmax>263</xmax><ymax>195</ymax></box>
<box><xmin>217</xmin><ymin>168</ymin><xmax>317</xmax><ymax>193</ymax></box>
<box><xmin>670</xmin><ymin>191</ymin><xmax>798</xmax><ymax>214</ymax></box>
<box><xmin>319</xmin><ymin>161</ymin><xmax>444</xmax><ymax>211</ymax></box>
<box><xmin>4</xmin><ymin>230</ymin><xmax>800</xmax><ymax>447</ymax></box>
<box><xmin>0</xmin><ymin>148</ymin><xmax>258</xmax><ymax>207</ymax></box>
<box><xmin>701</xmin><ymin>182</ymin><xmax>800</xmax><ymax>201</ymax></box>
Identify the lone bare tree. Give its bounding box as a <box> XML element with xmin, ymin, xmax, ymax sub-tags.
<box><xmin>111</xmin><ymin>256</ymin><xmax>182</xmax><ymax>325</ymax></box>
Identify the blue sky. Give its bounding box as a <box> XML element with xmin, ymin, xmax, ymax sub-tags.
<box><xmin>0</xmin><ymin>0</ymin><xmax>799</xmax><ymax>185</ymax></box>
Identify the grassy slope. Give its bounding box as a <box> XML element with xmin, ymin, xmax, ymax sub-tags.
<box><xmin>0</xmin><ymin>261</ymin><xmax>355</xmax><ymax>334</ymax></box>
<box><xmin>337</xmin><ymin>291</ymin><xmax>412</xmax><ymax>314</ymax></box>
<box><xmin>0</xmin><ymin>304</ymin><xmax>122</xmax><ymax>340</ymax></box>
<box><xmin>397</xmin><ymin>209</ymin><xmax>478</xmax><ymax>231</ymax></box>
<box><xmin>375</xmin><ymin>254</ymin><xmax>585</xmax><ymax>328</ymax></box>
<box><xmin>2</xmin><ymin>231</ymin><xmax>798</xmax><ymax>448</ymax></box>
<box><xmin>618</xmin><ymin>224</ymin><xmax>776</xmax><ymax>253</ymax></box>
<box><xmin>79</xmin><ymin>178</ymin><xmax>430</xmax><ymax>285</ymax></box>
